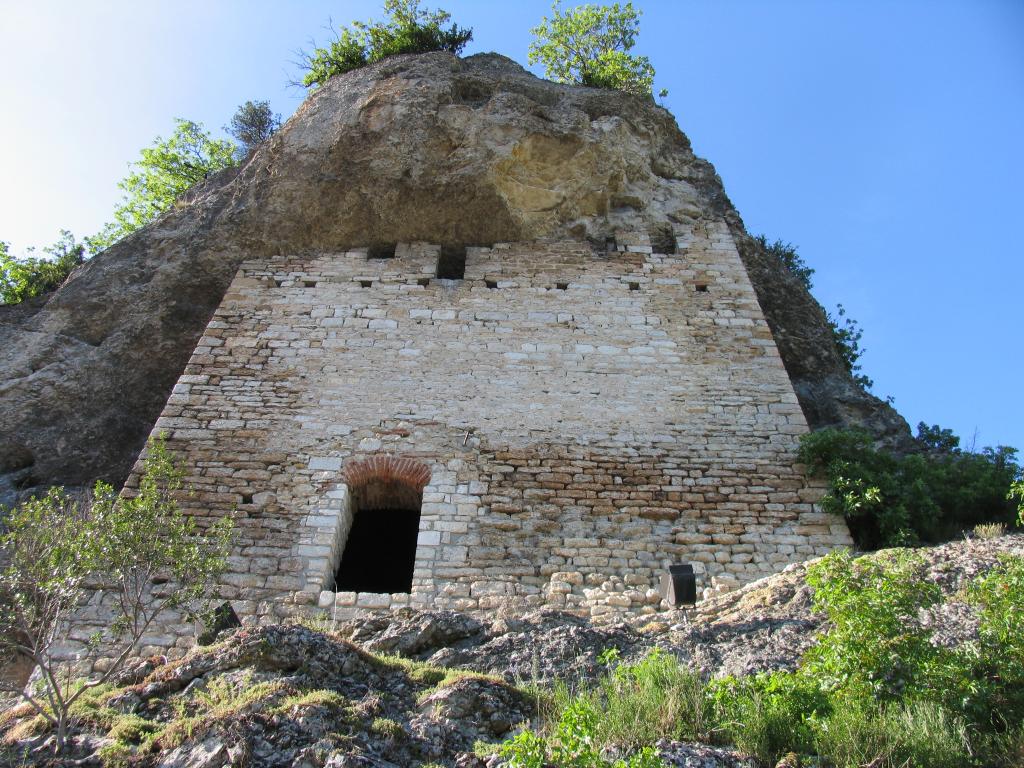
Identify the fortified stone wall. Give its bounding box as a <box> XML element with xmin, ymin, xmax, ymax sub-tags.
<box><xmin>71</xmin><ymin>220</ymin><xmax>851</xmax><ymax>660</ymax></box>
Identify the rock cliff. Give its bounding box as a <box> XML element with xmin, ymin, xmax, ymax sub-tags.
<box><xmin>0</xmin><ymin>51</ymin><xmax>907</xmax><ymax>506</ymax></box>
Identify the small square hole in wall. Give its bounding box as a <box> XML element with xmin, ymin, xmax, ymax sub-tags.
<box><xmin>417</xmin><ymin>278</ymin><xmax>431</xmax><ymax>287</ymax></box>
<box><xmin>695</xmin><ymin>283</ymin><xmax>709</xmax><ymax>293</ymax></box>
<box><xmin>485</xmin><ymin>280</ymin><xmax>498</xmax><ymax>289</ymax></box>
<box><xmin>368</xmin><ymin>244</ymin><xmax>396</xmax><ymax>260</ymax></box>
<box><xmin>629</xmin><ymin>282</ymin><xmax>640</xmax><ymax>291</ymax></box>
<box><xmin>359</xmin><ymin>280</ymin><xmax>373</xmax><ymax>288</ymax></box>
<box><xmin>555</xmin><ymin>282</ymin><xmax>569</xmax><ymax>291</ymax></box>
<box><xmin>304</xmin><ymin>280</ymin><xmax>317</xmax><ymax>288</ymax></box>
<box><xmin>273</xmin><ymin>279</ymin><xmax>284</xmax><ymax>288</ymax></box>
<box><xmin>436</xmin><ymin>245</ymin><xmax>467</xmax><ymax>280</ymax></box>
<box><xmin>240</xmin><ymin>493</ymin><xmax>253</xmax><ymax>505</ymax></box>
<box><xmin>605</xmin><ymin>236</ymin><xmax>617</xmax><ymax>252</ymax></box>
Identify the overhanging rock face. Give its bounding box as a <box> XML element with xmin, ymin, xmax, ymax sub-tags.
<box><xmin>71</xmin><ymin>223</ymin><xmax>852</xmax><ymax>661</ymax></box>
<box><xmin>0</xmin><ymin>51</ymin><xmax>906</xmax><ymax>511</ymax></box>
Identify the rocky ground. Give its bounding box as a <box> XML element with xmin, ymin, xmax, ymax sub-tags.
<box><xmin>2</xmin><ymin>533</ymin><xmax>1019</xmax><ymax>767</ymax></box>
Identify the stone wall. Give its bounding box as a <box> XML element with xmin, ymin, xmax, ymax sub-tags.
<box><xmin>74</xmin><ymin>221</ymin><xmax>851</xmax><ymax>659</ymax></box>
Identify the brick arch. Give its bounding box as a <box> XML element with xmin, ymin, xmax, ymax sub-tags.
<box><xmin>341</xmin><ymin>455</ymin><xmax>432</xmax><ymax>494</ymax></box>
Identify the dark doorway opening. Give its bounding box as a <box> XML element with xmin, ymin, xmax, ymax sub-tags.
<box><xmin>334</xmin><ymin>479</ymin><xmax>422</xmax><ymax>594</ymax></box>
<box><xmin>436</xmin><ymin>245</ymin><xmax>467</xmax><ymax>280</ymax></box>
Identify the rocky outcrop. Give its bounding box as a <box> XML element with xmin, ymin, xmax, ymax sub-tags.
<box><xmin>0</xmin><ymin>51</ymin><xmax>905</xmax><ymax>506</ymax></box>
<box><xmin>4</xmin><ymin>534</ymin><xmax>1018</xmax><ymax>766</ymax></box>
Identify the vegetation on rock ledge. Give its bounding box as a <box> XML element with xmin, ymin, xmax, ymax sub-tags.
<box><xmin>528</xmin><ymin>1</ymin><xmax>663</xmax><ymax>98</ymax></box>
<box><xmin>799</xmin><ymin>423</ymin><xmax>1020</xmax><ymax>548</ymax></box>
<box><xmin>299</xmin><ymin>0</ymin><xmax>473</xmax><ymax>89</ymax></box>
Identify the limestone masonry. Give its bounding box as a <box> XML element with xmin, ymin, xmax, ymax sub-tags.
<box><xmin>78</xmin><ymin>220</ymin><xmax>852</xmax><ymax>659</ymax></box>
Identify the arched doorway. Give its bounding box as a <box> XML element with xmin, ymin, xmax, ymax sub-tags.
<box><xmin>334</xmin><ymin>456</ymin><xmax>431</xmax><ymax>594</ymax></box>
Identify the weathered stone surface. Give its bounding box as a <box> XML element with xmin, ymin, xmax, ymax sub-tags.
<box><xmin>0</xmin><ymin>51</ymin><xmax>903</xmax><ymax>508</ymax></box>
<box><xmin>6</xmin><ymin>536</ymin><xmax>1018</xmax><ymax>767</ymax></box>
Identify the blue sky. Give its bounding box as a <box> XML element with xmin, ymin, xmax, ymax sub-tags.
<box><xmin>1</xmin><ymin>1</ymin><xmax>1021</xmax><ymax>451</ymax></box>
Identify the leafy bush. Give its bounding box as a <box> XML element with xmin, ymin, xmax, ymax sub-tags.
<box><xmin>804</xmin><ymin>550</ymin><xmax>944</xmax><ymax>700</ymax></box>
<box><xmin>300</xmin><ymin>0</ymin><xmax>472</xmax><ymax>89</ymax></box>
<box><xmin>964</xmin><ymin>555</ymin><xmax>1024</xmax><ymax>727</ymax></box>
<box><xmin>90</xmin><ymin>119</ymin><xmax>237</xmax><ymax>251</ymax></box>
<box><xmin>1010</xmin><ymin>477</ymin><xmax>1024</xmax><ymax>526</ymax></box>
<box><xmin>708</xmin><ymin>671</ymin><xmax>828</xmax><ymax>763</ymax></box>
<box><xmin>0</xmin><ymin>232</ymin><xmax>86</xmax><ymax>305</ymax></box>
<box><xmin>798</xmin><ymin>425</ymin><xmax>1020</xmax><ymax>548</ymax></box>
<box><xmin>0</xmin><ymin>436</ymin><xmax>232</xmax><ymax>754</ymax></box>
<box><xmin>528</xmin><ymin>1</ymin><xmax>660</xmax><ymax>97</ymax></box>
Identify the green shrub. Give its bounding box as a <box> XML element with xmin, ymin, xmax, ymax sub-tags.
<box><xmin>798</xmin><ymin>425</ymin><xmax>1020</xmax><ymax>548</ymax></box>
<box><xmin>708</xmin><ymin>671</ymin><xmax>828</xmax><ymax>764</ymax></box>
<box><xmin>1010</xmin><ymin>478</ymin><xmax>1024</xmax><ymax>526</ymax></box>
<box><xmin>300</xmin><ymin>0</ymin><xmax>472</xmax><ymax>89</ymax></box>
<box><xmin>804</xmin><ymin>549</ymin><xmax>945</xmax><ymax>700</ymax></box>
<box><xmin>755</xmin><ymin>235</ymin><xmax>814</xmax><ymax>292</ymax></box>
<box><xmin>963</xmin><ymin>555</ymin><xmax>1024</xmax><ymax>727</ymax></box>
<box><xmin>0</xmin><ymin>232</ymin><xmax>86</xmax><ymax>305</ymax></box>
<box><xmin>580</xmin><ymin>648</ymin><xmax>711</xmax><ymax>746</ymax></box>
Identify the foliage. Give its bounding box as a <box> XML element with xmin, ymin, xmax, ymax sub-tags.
<box><xmin>0</xmin><ymin>436</ymin><xmax>232</xmax><ymax>753</ymax></box>
<box><xmin>755</xmin><ymin>234</ymin><xmax>814</xmax><ymax>292</ymax></box>
<box><xmin>0</xmin><ymin>232</ymin><xmax>87</xmax><ymax>305</ymax></box>
<box><xmin>753</xmin><ymin>234</ymin><xmax>874</xmax><ymax>389</ymax></box>
<box><xmin>811</xmin><ymin>697</ymin><xmax>971</xmax><ymax>768</ymax></box>
<box><xmin>500</xmin><ymin>548</ymin><xmax>1024</xmax><ymax>767</ymax></box>
<box><xmin>528</xmin><ymin>1</ymin><xmax>660</xmax><ymax>97</ymax></box>
<box><xmin>90</xmin><ymin>119</ymin><xmax>237</xmax><ymax>251</ymax></box>
<box><xmin>1010</xmin><ymin>477</ymin><xmax>1024</xmax><ymax>526</ymax></box>
<box><xmin>807</xmin><ymin>549</ymin><xmax>1024</xmax><ymax>730</ymax></box>
<box><xmin>502</xmin><ymin>649</ymin><xmax>709</xmax><ymax>767</ymax></box>
<box><xmin>225</xmin><ymin>100</ymin><xmax>280</xmax><ymax>157</ymax></box>
<box><xmin>708</xmin><ymin>671</ymin><xmax>828</xmax><ymax>762</ymax></box>
<box><xmin>299</xmin><ymin>0</ymin><xmax>472</xmax><ymax>89</ymax></box>
<box><xmin>828</xmin><ymin>303</ymin><xmax>873</xmax><ymax>389</ymax></box>
<box><xmin>803</xmin><ymin>550</ymin><xmax>944</xmax><ymax>700</ymax></box>
<box><xmin>798</xmin><ymin>425</ymin><xmax>1020</xmax><ymax>548</ymax></box>
<box><xmin>965</xmin><ymin>555</ymin><xmax>1024</xmax><ymax>726</ymax></box>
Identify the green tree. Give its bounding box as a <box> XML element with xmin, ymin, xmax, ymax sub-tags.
<box><xmin>226</xmin><ymin>100</ymin><xmax>281</xmax><ymax>157</ymax></box>
<box><xmin>799</xmin><ymin>426</ymin><xmax>1020</xmax><ymax>548</ymax></box>
<box><xmin>0</xmin><ymin>231</ymin><xmax>87</xmax><ymax>305</ymax></box>
<box><xmin>0</xmin><ymin>437</ymin><xmax>232</xmax><ymax>754</ymax></box>
<box><xmin>300</xmin><ymin>0</ymin><xmax>473</xmax><ymax>89</ymax></box>
<box><xmin>528</xmin><ymin>1</ymin><xmax>660</xmax><ymax>97</ymax></box>
<box><xmin>90</xmin><ymin>119</ymin><xmax>237</xmax><ymax>251</ymax></box>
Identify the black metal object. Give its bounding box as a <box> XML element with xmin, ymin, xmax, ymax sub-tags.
<box><xmin>659</xmin><ymin>563</ymin><xmax>697</xmax><ymax>607</ymax></box>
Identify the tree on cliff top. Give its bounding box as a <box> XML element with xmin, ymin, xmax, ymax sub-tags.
<box><xmin>89</xmin><ymin>119</ymin><xmax>237</xmax><ymax>251</ymax></box>
<box><xmin>0</xmin><ymin>437</ymin><xmax>232</xmax><ymax>753</ymax></box>
<box><xmin>0</xmin><ymin>232</ymin><xmax>87</xmax><ymax>305</ymax></box>
<box><xmin>529</xmin><ymin>1</ymin><xmax>662</xmax><ymax>98</ymax></box>
<box><xmin>226</xmin><ymin>100</ymin><xmax>281</xmax><ymax>158</ymax></box>
<box><xmin>299</xmin><ymin>0</ymin><xmax>473</xmax><ymax>89</ymax></box>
